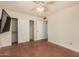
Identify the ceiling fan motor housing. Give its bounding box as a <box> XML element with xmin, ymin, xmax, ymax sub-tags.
<box><xmin>43</xmin><ymin>17</ymin><xmax>47</xmax><ymax>20</ymax></box>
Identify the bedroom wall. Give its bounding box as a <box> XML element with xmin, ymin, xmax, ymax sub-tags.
<box><xmin>0</xmin><ymin>8</ymin><xmax>43</xmax><ymax>47</ymax></box>
<box><xmin>48</xmin><ymin>4</ymin><xmax>79</xmax><ymax>52</ymax></box>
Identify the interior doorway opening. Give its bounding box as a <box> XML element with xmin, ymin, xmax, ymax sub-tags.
<box><xmin>29</xmin><ymin>20</ymin><xmax>34</xmax><ymax>42</ymax></box>
<box><xmin>36</xmin><ymin>20</ymin><xmax>48</xmax><ymax>41</ymax></box>
<box><xmin>11</xmin><ymin>18</ymin><xmax>18</xmax><ymax>45</ymax></box>
<box><xmin>43</xmin><ymin>21</ymin><xmax>48</xmax><ymax>41</ymax></box>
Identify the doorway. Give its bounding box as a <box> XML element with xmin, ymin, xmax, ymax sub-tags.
<box><xmin>11</xmin><ymin>18</ymin><xmax>18</xmax><ymax>45</ymax></box>
<box><xmin>36</xmin><ymin>20</ymin><xmax>48</xmax><ymax>41</ymax></box>
<box><xmin>43</xmin><ymin>21</ymin><xmax>48</xmax><ymax>41</ymax></box>
<box><xmin>29</xmin><ymin>20</ymin><xmax>34</xmax><ymax>42</ymax></box>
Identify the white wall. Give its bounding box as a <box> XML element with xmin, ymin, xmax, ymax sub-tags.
<box><xmin>0</xmin><ymin>8</ymin><xmax>42</xmax><ymax>47</ymax></box>
<box><xmin>48</xmin><ymin>4</ymin><xmax>79</xmax><ymax>52</ymax></box>
<box><xmin>0</xmin><ymin>31</ymin><xmax>11</xmax><ymax>47</ymax></box>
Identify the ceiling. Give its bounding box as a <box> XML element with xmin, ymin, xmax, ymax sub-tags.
<box><xmin>0</xmin><ymin>1</ymin><xmax>79</xmax><ymax>17</ymax></box>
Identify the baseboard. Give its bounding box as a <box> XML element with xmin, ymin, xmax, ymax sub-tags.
<box><xmin>35</xmin><ymin>39</ymin><xmax>48</xmax><ymax>42</ymax></box>
<box><xmin>48</xmin><ymin>41</ymin><xmax>79</xmax><ymax>53</ymax></box>
<box><xmin>12</xmin><ymin>42</ymin><xmax>18</xmax><ymax>45</ymax></box>
<box><xmin>30</xmin><ymin>39</ymin><xmax>34</xmax><ymax>42</ymax></box>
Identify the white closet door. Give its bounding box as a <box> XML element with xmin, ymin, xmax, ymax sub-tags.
<box><xmin>37</xmin><ymin>20</ymin><xmax>43</xmax><ymax>40</ymax></box>
<box><xmin>43</xmin><ymin>21</ymin><xmax>48</xmax><ymax>39</ymax></box>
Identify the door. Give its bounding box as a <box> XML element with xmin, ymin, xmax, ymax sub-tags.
<box><xmin>43</xmin><ymin>21</ymin><xmax>48</xmax><ymax>40</ymax></box>
<box><xmin>36</xmin><ymin>20</ymin><xmax>43</xmax><ymax>40</ymax></box>
<box><xmin>36</xmin><ymin>20</ymin><xmax>48</xmax><ymax>40</ymax></box>
<box><xmin>12</xmin><ymin>18</ymin><xmax>18</xmax><ymax>44</ymax></box>
<box><xmin>29</xmin><ymin>20</ymin><xmax>34</xmax><ymax>42</ymax></box>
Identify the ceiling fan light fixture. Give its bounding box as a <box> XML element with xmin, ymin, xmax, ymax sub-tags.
<box><xmin>36</xmin><ymin>6</ymin><xmax>44</xmax><ymax>12</ymax></box>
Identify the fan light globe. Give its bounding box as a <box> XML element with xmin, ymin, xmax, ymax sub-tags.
<box><xmin>37</xmin><ymin>6</ymin><xmax>44</xmax><ymax>12</ymax></box>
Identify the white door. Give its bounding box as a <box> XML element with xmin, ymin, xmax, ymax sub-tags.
<box><xmin>36</xmin><ymin>20</ymin><xmax>48</xmax><ymax>40</ymax></box>
<box><xmin>43</xmin><ymin>21</ymin><xmax>48</xmax><ymax>39</ymax></box>
<box><xmin>36</xmin><ymin>20</ymin><xmax>43</xmax><ymax>40</ymax></box>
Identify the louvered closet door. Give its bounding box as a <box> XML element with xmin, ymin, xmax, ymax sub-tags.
<box><xmin>12</xmin><ymin>18</ymin><xmax>18</xmax><ymax>43</ymax></box>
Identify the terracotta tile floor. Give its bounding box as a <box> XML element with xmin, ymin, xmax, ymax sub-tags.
<box><xmin>0</xmin><ymin>40</ymin><xmax>79</xmax><ymax>57</ymax></box>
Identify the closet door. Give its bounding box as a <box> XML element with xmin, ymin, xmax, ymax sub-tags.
<box><xmin>29</xmin><ymin>20</ymin><xmax>34</xmax><ymax>42</ymax></box>
<box><xmin>37</xmin><ymin>20</ymin><xmax>43</xmax><ymax>40</ymax></box>
<box><xmin>12</xmin><ymin>18</ymin><xmax>18</xmax><ymax>43</ymax></box>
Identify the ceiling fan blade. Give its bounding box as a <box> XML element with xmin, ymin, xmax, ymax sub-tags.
<box><xmin>31</xmin><ymin>7</ymin><xmax>36</xmax><ymax>11</ymax></box>
<box><xmin>43</xmin><ymin>6</ymin><xmax>49</xmax><ymax>12</ymax></box>
<box><xmin>46</xmin><ymin>1</ymin><xmax>54</xmax><ymax>5</ymax></box>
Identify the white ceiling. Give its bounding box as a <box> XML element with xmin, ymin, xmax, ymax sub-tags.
<box><xmin>0</xmin><ymin>1</ymin><xmax>79</xmax><ymax>17</ymax></box>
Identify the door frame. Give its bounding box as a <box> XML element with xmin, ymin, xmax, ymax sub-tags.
<box><xmin>11</xmin><ymin>18</ymin><xmax>18</xmax><ymax>45</ymax></box>
<box><xmin>29</xmin><ymin>20</ymin><xmax>35</xmax><ymax>42</ymax></box>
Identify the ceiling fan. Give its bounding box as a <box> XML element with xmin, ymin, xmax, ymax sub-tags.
<box><xmin>32</xmin><ymin>1</ymin><xmax>54</xmax><ymax>13</ymax></box>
